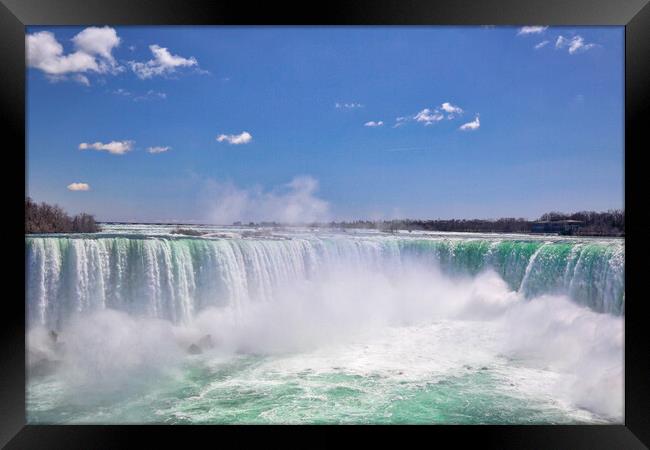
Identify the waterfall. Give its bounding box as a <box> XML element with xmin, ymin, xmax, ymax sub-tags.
<box><xmin>26</xmin><ymin>233</ymin><xmax>625</xmax><ymax>329</ymax></box>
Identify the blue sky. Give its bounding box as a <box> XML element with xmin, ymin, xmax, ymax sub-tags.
<box><xmin>26</xmin><ymin>26</ymin><xmax>624</xmax><ymax>223</ymax></box>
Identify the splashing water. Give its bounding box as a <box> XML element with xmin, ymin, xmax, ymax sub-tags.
<box><xmin>25</xmin><ymin>225</ymin><xmax>624</xmax><ymax>424</ymax></box>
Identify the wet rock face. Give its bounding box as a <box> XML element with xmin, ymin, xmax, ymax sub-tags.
<box><xmin>29</xmin><ymin>330</ymin><xmax>64</xmax><ymax>378</ymax></box>
<box><xmin>187</xmin><ymin>343</ymin><xmax>202</xmax><ymax>355</ymax></box>
<box><xmin>30</xmin><ymin>358</ymin><xmax>61</xmax><ymax>377</ymax></box>
<box><xmin>186</xmin><ymin>335</ymin><xmax>218</xmax><ymax>355</ymax></box>
<box><xmin>198</xmin><ymin>334</ymin><xmax>215</xmax><ymax>350</ymax></box>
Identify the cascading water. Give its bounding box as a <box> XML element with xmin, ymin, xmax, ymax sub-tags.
<box><xmin>25</xmin><ymin>225</ymin><xmax>625</xmax><ymax>425</ymax></box>
<box><xmin>26</xmin><ymin>229</ymin><xmax>624</xmax><ymax>330</ymax></box>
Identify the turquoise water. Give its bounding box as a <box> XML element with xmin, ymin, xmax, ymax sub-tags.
<box><xmin>26</xmin><ymin>226</ymin><xmax>624</xmax><ymax>424</ymax></box>
<box><xmin>28</xmin><ymin>321</ymin><xmax>614</xmax><ymax>424</ymax></box>
<box><xmin>27</xmin><ymin>360</ymin><xmax>601</xmax><ymax>424</ymax></box>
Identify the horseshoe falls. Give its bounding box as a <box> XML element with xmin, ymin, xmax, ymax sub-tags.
<box><xmin>26</xmin><ymin>225</ymin><xmax>624</xmax><ymax>425</ymax></box>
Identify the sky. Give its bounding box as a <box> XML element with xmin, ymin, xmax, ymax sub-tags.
<box><xmin>26</xmin><ymin>26</ymin><xmax>624</xmax><ymax>223</ymax></box>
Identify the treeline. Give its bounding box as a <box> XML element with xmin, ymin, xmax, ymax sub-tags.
<box><xmin>242</xmin><ymin>209</ymin><xmax>624</xmax><ymax>237</ymax></box>
<box><xmin>538</xmin><ymin>210</ymin><xmax>624</xmax><ymax>236</ymax></box>
<box><xmin>321</xmin><ymin>210</ymin><xmax>624</xmax><ymax>236</ymax></box>
<box><xmin>26</xmin><ymin>197</ymin><xmax>100</xmax><ymax>233</ymax></box>
<box><xmin>328</xmin><ymin>218</ymin><xmax>532</xmax><ymax>233</ymax></box>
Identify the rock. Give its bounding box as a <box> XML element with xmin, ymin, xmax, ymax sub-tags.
<box><xmin>49</xmin><ymin>330</ymin><xmax>58</xmax><ymax>343</ymax></box>
<box><xmin>187</xmin><ymin>343</ymin><xmax>202</xmax><ymax>355</ymax></box>
<box><xmin>198</xmin><ymin>334</ymin><xmax>215</xmax><ymax>350</ymax></box>
<box><xmin>30</xmin><ymin>357</ymin><xmax>61</xmax><ymax>377</ymax></box>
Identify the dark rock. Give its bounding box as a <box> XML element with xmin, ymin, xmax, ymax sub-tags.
<box><xmin>198</xmin><ymin>334</ymin><xmax>215</xmax><ymax>350</ymax></box>
<box><xmin>170</xmin><ymin>228</ymin><xmax>206</xmax><ymax>237</ymax></box>
<box><xmin>49</xmin><ymin>330</ymin><xmax>58</xmax><ymax>343</ymax></box>
<box><xmin>30</xmin><ymin>358</ymin><xmax>61</xmax><ymax>377</ymax></box>
<box><xmin>187</xmin><ymin>343</ymin><xmax>202</xmax><ymax>355</ymax></box>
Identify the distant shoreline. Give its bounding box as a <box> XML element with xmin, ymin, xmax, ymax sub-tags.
<box><xmin>26</xmin><ymin>197</ymin><xmax>624</xmax><ymax>238</ymax></box>
<box><xmin>96</xmin><ymin>216</ymin><xmax>623</xmax><ymax>238</ymax></box>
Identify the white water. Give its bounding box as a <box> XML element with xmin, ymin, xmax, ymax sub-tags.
<box><xmin>26</xmin><ymin>226</ymin><xmax>624</xmax><ymax>423</ymax></box>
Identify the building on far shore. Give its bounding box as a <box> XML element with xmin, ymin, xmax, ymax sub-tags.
<box><xmin>530</xmin><ymin>220</ymin><xmax>584</xmax><ymax>235</ymax></box>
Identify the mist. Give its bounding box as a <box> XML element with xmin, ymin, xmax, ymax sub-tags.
<box><xmin>198</xmin><ymin>175</ymin><xmax>330</xmax><ymax>224</ymax></box>
<box><xmin>27</xmin><ymin>259</ymin><xmax>623</xmax><ymax>421</ymax></box>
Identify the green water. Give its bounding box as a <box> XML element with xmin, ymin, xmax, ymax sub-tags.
<box><xmin>26</xmin><ymin>227</ymin><xmax>624</xmax><ymax>424</ymax></box>
<box><xmin>27</xmin><ymin>320</ymin><xmax>615</xmax><ymax>425</ymax></box>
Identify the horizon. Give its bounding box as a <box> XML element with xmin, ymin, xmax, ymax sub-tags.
<box><xmin>25</xmin><ymin>195</ymin><xmax>624</xmax><ymax>226</ymax></box>
<box><xmin>26</xmin><ymin>26</ymin><xmax>624</xmax><ymax>223</ymax></box>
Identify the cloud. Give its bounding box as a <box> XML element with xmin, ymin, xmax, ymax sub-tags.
<box><xmin>404</xmin><ymin>102</ymin><xmax>467</xmax><ymax>126</ymax></box>
<box><xmin>27</xmin><ymin>31</ymin><xmax>99</xmax><ymax>75</ymax></box>
<box><xmin>71</xmin><ymin>26</ymin><xmax>121</xmax><ymax>72</ymax></box>
<box><xmin>73</xmin><ymin>74</ymin><xmax>90</xmax><ymax>86</ymax></box>
<box><xmin>200</xmin><ymin>175</ymin><xmax>330</xmax><ymax>224</ymax></box>
<box><xmin>555</xmin><ymin>35</ymin><xmax>596</xmax><ymax>54</ymax></box>
<box><xmin>335</xmin><ymin>102</ymin><xmax>363</xmax><ymax>109</ymax></box>
<box><xmin>147</xmin><ymin>146</ymin><xmax>171</xmax><ymax>154</ymax></box>
<box><xmin>459</xmin><ymin>115</ymin><xmax>480</xmax><ymax>131</ymax></box>
<box><xmin>129</xmin><ymin>44</ymin><xmax>198</xmax><ymax>79</ymax></box>
<box><xmin>440</xmin><ymin>102</ymin><xmax>463</xmax><ymax>115</ymax></box>
<box><xmin>393</xmin><ymin>116</ymin><xmax>409</xmax><ymax>128</ymax></box>
<box><xmin>113</xmin><ymin>88</ymin><xmax>131</xmax><ymax>96</ymax></box>
<box><xmin>79</xmin><ymin>140</ymin><xmax>134</xmax><ymax>155</ymax></box>
<box><xmin>364</xmin><ymin>121</ymin><xmax>384</xmax><ymax>127</ymax></box>
<box><xmin>517</xmin><ymin>26</ymin><xmax>548</xmax><ymax>35</ymax></box>
<box><xmin>440</xmin><ymin>102</ymin><xmax>464</xmax><ymax>119</ymax></box>
<box><xmin>216</xmin><ymin>131</ymin><xmax>252</xmax><ymax>145</ymax></box>
<box><xmin>67</xmin><ymin>182</ymin><xmax>90</xmax><ymax>191</ymax></box>
<box><xmin>134</xmin><ymin>90</ymin><xmax>167</xmax><ymax>101</ymax></box>
<box><xmin>534</xmin><ymin>40</ymin><xmax>550</xmax><ymax>49</ymax></box>
<box><xmin>26</xmin><ymin>27</ymin><xmax>122</xmax><ymax>79</ymax></box>
<box><xmin>414</xmin><ymin>108</ymin><xmax>444</xmax><ymax>125</ymax></box>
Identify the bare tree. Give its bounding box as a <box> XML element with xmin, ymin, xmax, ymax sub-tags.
<box><xmin>25</xmin><ymin>197</ymin><xmax>100</xmax><ymax>234</ymax></box>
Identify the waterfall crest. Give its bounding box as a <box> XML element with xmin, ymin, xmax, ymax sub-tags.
<box><xmin>26</xmin><ymin>233</ymin><xmax>624</xmax><ymax>329</ymax></box>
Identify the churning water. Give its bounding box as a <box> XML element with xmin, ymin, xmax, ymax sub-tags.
<box><xmin>25</xmin><ymin>225</ymin><xmax>624</xmax><ymax>424</ymax></box>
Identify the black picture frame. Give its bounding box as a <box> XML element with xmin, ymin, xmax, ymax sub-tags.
<box><xmin>2</xmin><ymin>0</ymin><xmax>648</xmax><ymax>447</ymax></box>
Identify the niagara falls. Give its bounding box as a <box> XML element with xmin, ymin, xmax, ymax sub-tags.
<box><xmin>26</xmin><ymin>225</ymin><xmax>624</xmax><ymax>424</ymax></box>
<box><xmin>24</xmin><ymin>25</ymin><xmax>625</xmax><ymax>426</ymax></box>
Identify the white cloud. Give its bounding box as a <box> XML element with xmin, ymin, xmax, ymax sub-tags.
<box><xmin>26</xmin><ymin>27</ymin><xmax>122</xmax><ymax>79</ymax></box>
<box><xmin>27</xmin><ymin>31</ymin><xmax>99</xmax><ymax>75</ymax></box>
<box><xmin>200</xmin><ymin>175</ymin><xmax>329</xmax><ymax>224</ymax></box>
<box><xmin>335</xmin><ymin>102</ymin><xmax>363</xmax><ymax>109</ymax></box>
<box><xmin>364</xmin><ymin>121</ymin><xmax>384</xmax><ymax>127</ymax></box>
<box><xmin>73</xmin><ymin>74</ymin><xmax>90</xmax><ymax>86</ymax></box>
<box><xmin>79</xmin><ymin>140</ymin><xmax>134</xmax><ymax>155</ymax></box>
<box><xmin>134</xmin><ymin>90</ymin><xmax>167</xmax><ymax>101</ymax></box>
<box><xmin>407</xmin><ymin>102</ymin><xmax>466</xmax><ymax>126</ymax></box>
<box><xmin>555</xmin><ymin>35</ymin><xmax>596</xmax><ymax>54</ymax></box>
<box><xmin>216</xmin><ymin>131</ymin><xmax>252</xmax><ymax>145</ymax></box>
<box><xmin>113</xmin><ymin>88</ymin><xmax>131</xmax><ymax>96</ymax></box>
<box><xmin>67</xmin><ymin>182</ymin><xmax>90</xmax><ymax>191</ymax></box>
<box><xmin>459</xmin><ymin>115</ymin><xmax>480</xmax><ymax>131</ymax></box>
<box><xmin>71</xmin><ymin>26</ymin><xmax>121</xmax><ymax>72</ymax></box>
<box><xmin>147</xmin><ymin>146</ymin><xmax>170</xmax><ymax>154</ymax></box>
<box><xmin>393</xmin><ymin>116</ymin><xmax>409</xmax><ymax>128</ymax></box>
<box><xmin>414</xmin><ymin>108</ymin><xmax>444</xmax><ymax>125</ymax></box>
<box><xmin>129</xmin><ymin>44</ymin><xmax>198</xmax><ymax>79</ymax></box>
<box><xmin>517</xmin><ymin>26</ymin><xmax>548</xmax><ymax>35</ymax></box>
<box><xmin>534</xmin><ymin>40</ymin><xmax>550</xmax><ymax>49</ymax></box>
<box><xmin>440</xmin><ymin>102</ymin><xmax>463</xmax><ymax>115</ymax></box>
